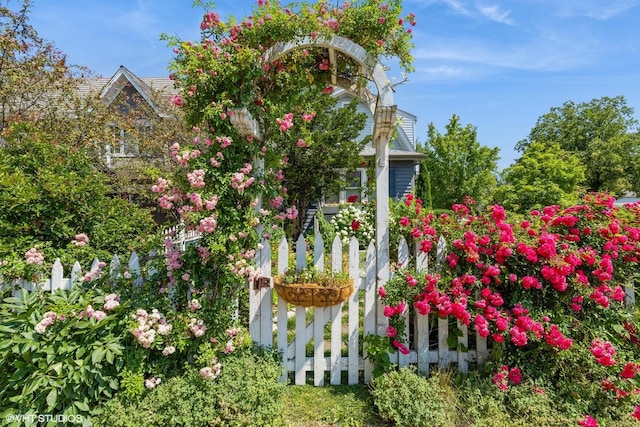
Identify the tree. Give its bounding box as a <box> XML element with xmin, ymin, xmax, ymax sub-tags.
<box><xmin>419</xmin><ymin>115</ymin><xmax>499</xmax><ymax>210</ymax></box>
<box><xmin>0</xmin><ymin>0</ymin><xmax>195</xmax><ymax>217</ymax></box>
<box><xmin>0</xmin><ymin>124</ymin><xmax>156</xmax><ymax>279</ymax></box>
<box><xmin>276</xmin><ymin>96</ymin><xmax>369</xmax><ymax>238</ymax></box>
<box><xmin>516</xmin><ymin>96</ymin><xmax>640</xmax><ymax>195</ymax></box>
<box><xmin>495</xmin><ymin>141</ymin><xmax>585</xmax><ymax>213</ymax></box>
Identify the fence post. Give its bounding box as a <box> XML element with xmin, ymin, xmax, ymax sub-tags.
<box><xmin>363</xmin><ymin>241</ymin><xmax>377</xmax><ymax>383</ymax></box>
<box><xmin>347</xmin><ymin>237</ymin><xmax>360</xmax><ymax>384</ymax></box>
<box><xmin>276</xmin><ymin>236</ymin><xmax>290</xmax><ymax>383</ymax></box>
<box><xmin>329</xmin><ymin>235</ymin><xmax>343</xmax><ymax>385</ymax></box>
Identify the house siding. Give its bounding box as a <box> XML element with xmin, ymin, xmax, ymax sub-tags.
<box><xmin>389</xmin><ymin>161</ymin><xmax>415</xmax><ymax>200</ymax></box>
<box><xmin>397</xmin><ymin>109</ymin><xmax>417</xmax><ymax>147</ymax></box>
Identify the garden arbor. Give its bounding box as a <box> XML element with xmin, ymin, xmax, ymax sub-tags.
<box><xmin>232</xmin><ymin>35</ymin><xmax>397</xmax><ymax>305</ymax></box>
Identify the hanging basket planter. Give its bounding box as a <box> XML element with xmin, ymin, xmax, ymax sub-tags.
<box><xmin>273</xmin><ymin>275</ymin><xmax>354</xmax><ymax>307</ymax></box>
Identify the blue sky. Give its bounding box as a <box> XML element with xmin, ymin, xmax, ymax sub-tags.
<box><xmin>28</xmin><ymin>0</ymin><xmax>640</xmax><ymax>171</ymax></box>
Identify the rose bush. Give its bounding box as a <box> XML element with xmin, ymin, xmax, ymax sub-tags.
<box><xmin>378</xmin><ymin>193</ymin><xmax>640</xmax><ymax>424</ymax></box>
<box><xmin>0</xmin><ymin>255</ymin><xmax>248</xmax><ymax>423</ymax></box>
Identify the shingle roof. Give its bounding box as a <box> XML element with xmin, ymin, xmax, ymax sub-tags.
<box><xmin>77</xmin><ymin>66</ymin><xmax>177</xmax><ymax>115</ymax></box>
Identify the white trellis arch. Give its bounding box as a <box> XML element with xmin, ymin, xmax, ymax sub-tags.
<box><xmin>232</xmin><ymin>35</ymin><xmax>397</xmax><ymax>302</ymax></box>
<box><xmin>231</xmin><ymin>35</ymin><xmax>399</xmax><ymax>384</ymax></box>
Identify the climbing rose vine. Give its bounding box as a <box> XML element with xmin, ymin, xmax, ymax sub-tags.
<box><xmin>153</xmin><ymin>0</ymin><xmax>415</xmax><ymax>309</ymax></box>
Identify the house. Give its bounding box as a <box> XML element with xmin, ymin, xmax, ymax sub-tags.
<box><xmin>82</xmin><ymin>66</ymin><xmax>424</xmax><ymax>215</ymax></box>
<box><xmin>77</xmin><ymin>65</ymin><xmax>179</xmax><ymax>169</ymax></box>
<box><xmin>322</xmin><ymin>88</ymin><xmax>424</xmax><ymax>215</ymax></box>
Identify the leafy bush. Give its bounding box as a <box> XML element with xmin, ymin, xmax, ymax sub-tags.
<box><xmin>0</xmin><ymin>287</ymin><xmax>128</xmax><ymax>423</ymax></box>
<box><xmin>0</xmin><ymin>124</ymin><xmax>156</xmax><ymax>280</ymax></box>
<box><xmin>377</xmin><ymin>193</ymin><xmax>640</xmax><ymax>424</ymax></box>
<box><xmin>0</xmin><ymin>255</ymin><xmax>249</xmax><ymax>424</ymax></box>
<box><xmin>93</xmin><ymin>346</ymin><xmax>286</xmax><ymax>427</ymax></box>
<box><xmin>370</xmin><ymin>368</ymin><xmax>459</xmax><ymax>427</ymax></box>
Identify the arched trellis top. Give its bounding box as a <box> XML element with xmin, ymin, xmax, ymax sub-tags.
<box><xmin>265</xmin><ymin>35</ymin><xmax>395</xmax><ymax>116</ymax></box>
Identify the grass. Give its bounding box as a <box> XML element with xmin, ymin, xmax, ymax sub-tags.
<box><xmin>281</xmin><ymin>384</ymin><xmax>388</xmax><ymax>427</ymax></box>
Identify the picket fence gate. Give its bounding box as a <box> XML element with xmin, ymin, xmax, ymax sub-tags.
<box><xmin>9</xmin><ymin>233</ymin><xmax>633</xmax><ymax>387</ymax></box>
<box><xmin>249</xmin><ymin>230</ymin><xmax>490</xmax><ymax>386</ymax></box>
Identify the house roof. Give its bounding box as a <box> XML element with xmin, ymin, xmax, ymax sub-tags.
<box><xmin>78</xmin><ymin>66</ymin><xmax>178</xmax><ymax>117</ymax></box>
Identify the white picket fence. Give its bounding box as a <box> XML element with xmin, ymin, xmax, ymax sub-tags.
<box><xmin>7</xmin><ymin>233</ymin><xmax>635</xmax><ymax>388</ymax></box>
<box><xmin>2</xmin><ymin>252</ymin><xmax>145</xmax><ymax>293</ymax></box>
<box><xmin>249</xmin><ymin>230</ymin><xmax>490</xmax><ymax>386</ymax></box>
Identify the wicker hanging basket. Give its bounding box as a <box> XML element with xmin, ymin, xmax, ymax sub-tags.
<box><xmin>273</xmin><ymin>275</ymin><xmax>354</xmax><ymax>307</ymax></box>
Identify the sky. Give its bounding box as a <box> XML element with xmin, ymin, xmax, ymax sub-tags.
<box><xmin>26</xmin><ymin>0</ymin><xmax>640</xmax><ymax>171</ymax></box>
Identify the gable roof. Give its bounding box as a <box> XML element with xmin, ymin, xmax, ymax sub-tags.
<box><xmin>78</xmin><ymin>66</ymin><xmax>178</xmax><ymax>117</ymax></box>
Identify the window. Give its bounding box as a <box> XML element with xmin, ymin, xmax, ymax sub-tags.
<box><xmin>324</xmin><ymin>168</ymin><xmax>368</xmax><ymax>204</ymax></box>
<box><xmin>107</xmin><ymin>124</ymin><xmax>144</xmax><ymax>157</ymax></box>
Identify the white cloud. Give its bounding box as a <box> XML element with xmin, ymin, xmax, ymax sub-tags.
<box><xmin>412</xmin><ymin>29</ymin><xmax>597</xmax><ymax>77</ymax></box>
<box><xmin>477</xmin><ymin>4</ymin><xmax>515</xmax><ymax>25</ymax></box>
<box><xmin>553</xmin><ymin>0</ymin><xmax>640</xmax><ymax>20</ymax></box>
<box><xmin>414</xmin><ymin>65</ymin><xmax>474</xmax><ymax>81</ymax></box>
<box><xmin>420</xmin><ymin>0</ymin><xmax>514</xmax><ymax>24</ymax></box>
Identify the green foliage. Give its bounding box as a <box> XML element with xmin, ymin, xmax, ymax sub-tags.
<box><xmin>277</xmin><ymin>96</ymin><xmax>369</xmax><ymax>239</ymax></box>
<box><xmin>278</xmin><ymin>266</ymin><xmax>350</xmax><ymax>287</ymax></box>
<box><xmin>419</xmin><ymin>114</ymin><xmax>500</xmax><ymax>210</ymax></box>
<box><xmin>496</xmin><ymin>141</ymin><xmax>586</xmax><ymax>213</ymax></box>
<box><xmin>362</xmin><ymin>334</ymin><xmax>394</xmax><ymax>377</ymax></box>
<box><xmin>0</xmin><ymin>125</ymin><xmax>156</xmax><ymax>279</ymax></box>
<box><xmin>516</xmin><ymin>95</ymin><xmax>640</xmax><ymax>195</ymax></box>
<box><xmin>315</xmin><ymin>208</ymin><xmax>337</xmax><ymax>252</ymax></box>
<box><xmin>415</xmin><ymin>162</ymin><xmax>432</xmax><ymax>208</ymax></box>
<box><xmin>93</xmin><ymin>347</ymin><xmax>286</xmax><ymax>427</ymax></box>
<box><xmin>370</xmin><ymin>367</ymin><xmax>459</xmax><ymax>427</ymax></box>
<box><xmin>0</xmin><ymin>256</ymin><xmax>251</xmax><ymax>423</ymax></box>
<box><xmin>0</xmin><ymin>287</ymin><xmax>128</xmax><ymax>421</ymax></box>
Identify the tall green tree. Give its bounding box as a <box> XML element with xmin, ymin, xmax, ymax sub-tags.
<box><xmin>496</xmin><ymin>142</ymin><xmax>585</xmax><ymax>213</ymax></box>
<box><xmin>419</xmin><ymin>115</ymin><xmax>499</xmax><ymax>210</ymax></box>
<box><xmin>516</xmin><ymin>96</ymin><xmax>640</xmax><ymax>195</ymax></box>
<box><xmin>276</xmin><ymin>96</ymin><xmax>368</xmax><ymax>238</ymax></box>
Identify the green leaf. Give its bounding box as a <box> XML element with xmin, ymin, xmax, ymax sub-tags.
<box><xmin>447</xmin><ymin>334</ymin><xmax>458</xmax><ymax>349</ymax></box>
<box><xmin>91</xmin><ymin>347</ymin><xmax>105</xmax><ymax>364</ymax></box>
<box><xmin>0</xmin><ymin>324</ymin><xmax>16</xmax><ymax>333</ymax></box>
<box><xmin>49</xmin><ymin>362</ymin><xmax>63</xmax><ymax>376</ymax></box>
<box><xmin>74</xmin><ymin>400</ymin><xmax>90</xmax><ymax>412</ymax></box>
<box><xmin>46</xmin><ymin>388</ymin><xmax>57</xmax><ymax>409</ymax></box>
<box><xmin>76</xmin><ymin>346</ymin><xmax>86</xmax><ymax>358</ymax></box>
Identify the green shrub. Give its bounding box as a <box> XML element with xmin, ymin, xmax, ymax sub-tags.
<box><xmin>0</xmin><ymin>125</ymin><xmax>157</xmax><ymax>280</ymax></box>
<box><xmin>0</xmin><ymin>288</ymin><xmax>129</xmax><ymax>423</ymax></box>
<box><xmin>370</xmin><ymin>368</ymin><xmax>459</xmax><ymax>427</ymax></box>
<box><xmin>93</xmin><ymin>346</ymin><xmax>286</xmax><ymax>427</ymax></box>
